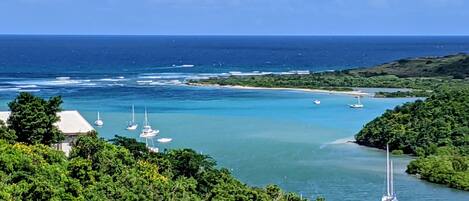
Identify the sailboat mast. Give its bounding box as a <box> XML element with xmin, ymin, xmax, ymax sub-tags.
<box><xmin>144</xmin><ymin>108</ymin><xmax>148</xmax><ymax>126</ymax></box>
<box><xmin>97</xmin><ymin>112</ymin><xmax>100</xmax><ymax>120</ymax></box>
<box><xmin>386</xmin><ymin>144</ymin><xmax>390</xmax><ymax>197</ymax></box>
<box><xmin>358</xmin><ymin>96</ymin><xmax>361</xmax><ymax>105</ymax></box>
<box><xmin>391</xmin><ymin>160</ymin><xmax>394</xmax><ymax>196</ymax></box>
<box><xmin>131</xmin><ymin>105</ymin><xmax>135</xmax><ymax>123</ymax></box>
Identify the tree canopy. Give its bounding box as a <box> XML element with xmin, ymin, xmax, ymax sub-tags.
<box><xmin>0</xmin><ymin>134</ymin><xmax>323</xmax><ymax>200</ymax></box>
<box><xmin>7</xmin><ymin>92</ymin><xmax>64</xmax><ymax>145</ymax></box>
<box><xmin>355</xmin><ymin>88</ymin><xmax>469</xmax><ymax>155</ymax></box>
<box><xmin>355</xmin><ymin>88</ymin><xmax>469</xmax><ymax>190</ymax></box>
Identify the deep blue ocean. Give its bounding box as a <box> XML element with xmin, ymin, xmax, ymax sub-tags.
<box><xmin>0</xmin><ymin>36</ymin><xmax>468</xmax><ymax>200</ymax></box>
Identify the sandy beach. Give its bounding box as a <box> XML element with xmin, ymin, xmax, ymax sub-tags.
<box><xmin>187</xmin><ymin>83</ymin><xmax>371</xmax><ymax>96</ymax></box>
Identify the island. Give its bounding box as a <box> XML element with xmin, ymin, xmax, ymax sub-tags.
<box><xmin>189</xmin><ymin>54</ymin><xmax>469</xmax><ymax>98</ymax></box>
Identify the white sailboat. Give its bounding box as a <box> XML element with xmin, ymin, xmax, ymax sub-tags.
<box><xmin>126</xmin><ymin>105</ymin><xmax>138</xmax><ymax>130</ymax></box>
<box><xmin>140</xmin><ymin>108</ymin><xmax>159</xmax><ymax>138</ymax></box>
<box><xmin>139</xmin><ymin>108</ymin><xmax>159</xmax><ymax>153</ymax></box>
<box><xmin>94</xmin><ymin>112</ymin><xmax>104</xmax><ymax>126</ymax></box>
<box><xmin>381</xmin><ymin>144</ymin><xmax>398</xmax><ymax>201</ymax></box>
<box><xmin>349</xmin><ymin>96</ymin><xmax>364</xmax><ymax>108</ymax></box>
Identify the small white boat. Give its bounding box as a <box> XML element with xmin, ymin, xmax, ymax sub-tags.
<box><xmin>313</xmin><ymin>100</ymin><xmax>321</xmax><ymax>105</ymax></box>
<box><xmin>381</xmin><ymin>144</ymin><xmax>398</xmax><ymax>201</ymax></box>
<box><xmin>157</xmin><ymin>138</ymin><xmax>173</xmax><ymax>143</ymax></box>
<box><xmin>94</xmin><ymin>112</ymin><xmax>104</xmax><ymax>126</ymax></box>
<box><xmin>126</xmin><ymin>105</ymin><xmax>138</xmax><ymax>130</ymax></box>
<box><xmin>349</xmin><ymin>96</ymin><xmax>364</xmax><ymax>108</ymax></box>
<box><xmin>139</xmin><ymin>108</ymin><xmax>159</xmax><ymax>138</ymax></box>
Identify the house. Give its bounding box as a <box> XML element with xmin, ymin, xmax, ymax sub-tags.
<box><xmin>0</xmin><ymin>110</ymin><xmax>94</xmax><ymax>156</ymax></box>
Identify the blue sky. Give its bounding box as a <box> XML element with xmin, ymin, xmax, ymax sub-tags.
<box><xmin>1</xmin><ymin>0</ymin><xmax>468</xmax><ymax>35</ymax></box>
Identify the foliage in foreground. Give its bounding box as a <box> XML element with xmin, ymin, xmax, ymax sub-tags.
<box><xmin>355</xmin><ymin>88</ymin><xmax>469</xmax><ymax>190</ymax></box>
<box><xmin>7</xmin><ymin>92</ymin><xmax>64</xmax><ymax>145</ymax></box>
<box><xmin>0</xmin><ymin>136</ymin><xmax>318</xmax><ymax>200</ymax></box>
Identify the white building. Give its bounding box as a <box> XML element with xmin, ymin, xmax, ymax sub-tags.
<box><xmin>0</xmin><ymin>110</ymin><xmax>94</xmax><ymax>156</ymax></box>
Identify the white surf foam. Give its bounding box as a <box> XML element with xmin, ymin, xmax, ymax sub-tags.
<box><xmin>18</xmin><ymin>89</ymin><xmax>41</xmax><ymax>92</ymax></box>
<box><xmin>320</xmin><ymin>136</ymin><xmax>355</xmax><ymax>149</ymax></box>
<box><xmin>17</xmin><ymin>84</ymin><xmax>38</xmax><ymax>88</ymax></box>
<box><xmin>99</xmin><ymin>78</ymin><xmax>125</xmax><ymax>82</ymax></box>
<box><xmin>0</xmin><ymin>87</ymin><xmax>20</xmax><ymax>91</ymax></box>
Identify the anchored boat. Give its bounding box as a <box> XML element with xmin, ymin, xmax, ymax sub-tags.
<box><xmin>349</xmin><ymin>96</ymin><xmax>364</xmax><ymax>108</ymax></box>
<box><xmin>381</xmin><ymin>144</ymin><xmax>398</xmax><ymax>201</ymax></box>
<box><xmin>140</xmin><ymin>108</ymin><xmax>159</xmax><ymax>138</ymax></box>
<box><xmin>94</xmin><ymin>112</ymin><xmax>104</xmax><ymax>126</ymax></box>
<box><xmin>126</xmin><ymin>105</ymin><xmax>138</xmax><ymax>130</ymax></box>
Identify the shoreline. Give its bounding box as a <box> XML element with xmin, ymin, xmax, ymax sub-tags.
<box><xmin>187</xmin><ymin>83</ymin><xmax>372</xmax><ymax>96</ymax></box>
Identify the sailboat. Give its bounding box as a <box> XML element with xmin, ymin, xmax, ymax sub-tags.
<box><xmin>381</xmin><ymin>144</ymin><xmax>398</xmax><ymax>201</ymax></box>
<box><xmin>139</xmin><ymin>108</ymin><xmax>159</xmax><ymax>138</ymax></box>
<box><xmin>349</xmin><ymin>96</ymin><xmax>364</xmax><ymax>108</ymax></box>
<box><xmin>313</xmin><ymin>99</ymin><xmax>321</xmax><ymax>105</ymax></box>
<box><xmin>126</xmin><ymin>105</ymin><xmax>138</xmax><ymax>130</ymax></box>
<box><xmin>94</xmin><ymin>112</ymin><xmax>104</xmax><ymax>126</ymax></box>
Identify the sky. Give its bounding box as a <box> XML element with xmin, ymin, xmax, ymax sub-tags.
<box><xmin>0</xmin><ymin>0</ymin><xmax>468</xmax><ymax>35</ymax></box>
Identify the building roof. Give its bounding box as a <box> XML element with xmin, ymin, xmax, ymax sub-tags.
<box><xmin>0</xmin><ymin>110</ymin><xmax>94</xmax><ymax>135</ymax></box>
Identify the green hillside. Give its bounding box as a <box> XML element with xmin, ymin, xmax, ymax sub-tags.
<box><xmin>190</xmin><ymin>54</ymin><xmax>469</xmax><ymax>98</ymax></box>
<box><xmin>355</xmin><ymin>88</ymin><xmax>469</xmax><ymax>190</ymax></box>
<box><xmin>350</xmin><ymin>53</ymin><xmax>469</xmax><ymax>78</ymax></box>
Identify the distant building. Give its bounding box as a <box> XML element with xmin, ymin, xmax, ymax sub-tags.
<box><xmin>0</xmin><ymin>110</ymin><xmax>94</xmax><ymax>156</ymax></box>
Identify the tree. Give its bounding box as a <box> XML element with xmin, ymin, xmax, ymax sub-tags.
<box><xmin>7</xmin><ymin>92</ymin><xmax>64</xmax><ymax>145</ymax></box>
<box><xmin>109</xmin><ymin>135</ymin><xmax>148</xmax><ymax>159</ymax></box>
<box><xmin>0</xmin><ymin>120</ymin><xmax>16</xmax><ymax>144</ymax></box>
<box><xmin>166</xmin><ymin>149</ymin><xmax>216</xmax><ymax>179</ymax></box>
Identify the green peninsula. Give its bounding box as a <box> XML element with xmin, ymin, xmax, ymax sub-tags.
<box><xmin>190</xmin><ymin>54</ymin><xmax>469</xmax><ymax>97</ymax></box>
<box><xmin>356</xmin><ymin>89</ymin><xmax>469</xmax><ymax>190</ymax></box>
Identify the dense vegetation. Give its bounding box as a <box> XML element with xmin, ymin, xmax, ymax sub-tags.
<box><xmin>355</xmin><ymin>89</ymin><xmax>469</xmax><ymax>190</ymax></box>
<box><xmin>0</xmin><ymin>93</ymin><xmax>323</xmax><ymax>200</ymax></box>
<box><xmin>7</xmin><ymin>92</ymin><xmax>64</xmax><ymax>145</ymax></box>
<box><xmin>407</xmin><ymin>152</ymin><xmax>468</xmax><ymax>190</ymax></box>
<box><xmin>374</xmin><ymin>90</ymin><xmax>433</xmax><ymax>98</ymax></box>
<box><xmin>349</xmin><ymin>53</ymin><xmax>469</xmax><ymax>78</ymax></box>
<box><xmin>190</xmin><ymin>54</ymin><xmax>469</xmax><ymax>98</ymax></box>
<box><xmin>356</xmin><ymin>89</ymin><xmax>469</xmax><ymax>155</ymax></box>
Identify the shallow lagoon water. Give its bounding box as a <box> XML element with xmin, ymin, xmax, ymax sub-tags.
<box><xmin>2</xmin><ymin>86</ymin><xmax>467</xmax><ymax>201</ymax></box>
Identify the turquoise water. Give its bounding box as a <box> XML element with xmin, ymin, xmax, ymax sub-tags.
<box><xmin>2</xmin><ymin>86</ymin><xmax>466</xmax><ymax>200</ymax></box>
<box><xmin>1</xmin><ymin>36</ymin><xmax>469</xmax><ymax>200</ymax></box>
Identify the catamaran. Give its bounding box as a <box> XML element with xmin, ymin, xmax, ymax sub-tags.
<box><xmin>94</xmin><ymin>112</ymin><xmax>104</xmax><ymax>126</ymax></box>
<box><xmin>349</xmin><ymin>96</ymin><xmax>364</xmax><ymax>108</ymax></box>
<box><xmin>126</xmin><ymin>105</ymin><xmax>138</xmax><ymax>130</ymax></box>
<box><xmin>381</xmin><ymin>144</ymin><xmax>398</xmax><ymax>201</ymax></box>
<box><xmin>140</xmin><ymin>108</ymin><xmax>159</xmax><ymax>138</ymax></box>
